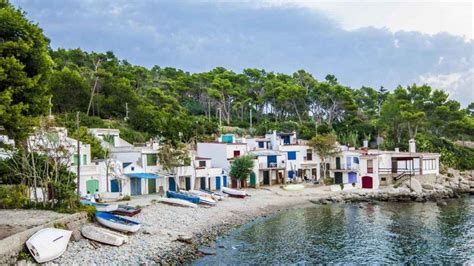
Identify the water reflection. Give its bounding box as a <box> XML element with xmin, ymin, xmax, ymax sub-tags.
<box><xmin>195</xmin><ymin>196</ymin><xmax>473</xmax><ymax>265</ymax></box>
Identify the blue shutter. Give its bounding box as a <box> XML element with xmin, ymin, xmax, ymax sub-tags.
<box><xmin>287</xmin><ymin>151</ymin><xmax>296</xmax><ymax>160</ymax></box>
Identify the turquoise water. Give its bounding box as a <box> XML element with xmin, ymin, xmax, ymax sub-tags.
<box><xmin>195</xmin><ymin>196</ymin><xmax>473</xmax><ymax>264</ymax></box>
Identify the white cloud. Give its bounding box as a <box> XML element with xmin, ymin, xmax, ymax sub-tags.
<box><xmin>258</xmin><ymin>0</ymin><xmax>473</xmax><ymax>40</ymax></box>
<box><xmin>419</xmin><ymin>68</ymin><xmax>474</xmax><ymax>106</ymax></box>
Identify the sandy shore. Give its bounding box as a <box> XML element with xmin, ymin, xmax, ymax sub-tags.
<box><xmin>57</xmin><ymin>186</ymin><xmax>336</xmax><ymax>264</ymax></box>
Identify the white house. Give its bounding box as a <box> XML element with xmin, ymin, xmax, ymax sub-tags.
<box><xmin>328</xmin><ymin>145</ymin><xmax>360</xmax><ymax>185</ymax></box>
<box><xmin>356</xmin><ymin>139</ymin><xmax>441</xmax><ymax>189</ymax></box>
<box><xmin>247</xmin><ymin>149</ymin><xmax>286</xmax><ymax>187</ymax></box>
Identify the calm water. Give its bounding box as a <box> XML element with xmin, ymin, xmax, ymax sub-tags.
<box><xmin>195</xmin><ymin>196</ymin><xmax>473</xmax><ymax>265</ymax></box>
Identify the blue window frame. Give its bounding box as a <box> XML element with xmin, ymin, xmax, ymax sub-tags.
<box><xmin>287</xmin><ymin>151</ymin><xmax>296</xmax><ymax>160</ymax></box>
<box><xmin>354</xmin><ymin>157</ymin><xmax>360</xmax><ymax>164</ymax></box>
<box><xmin>258</xmin><ymin>141</ymin><xmax>264</xmax><ymax>148</ymax></box>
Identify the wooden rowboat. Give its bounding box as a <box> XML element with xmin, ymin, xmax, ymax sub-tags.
<box><xmin>26</xmin><ymin>228</ymin><xmax>72</xmax><ymax>263</ymax></box>
<box><xmin>95</xmin><ymin>212</ymin><xmax>141</xmax><ymax>233</ymax></box>
<box><xmin>81</xmin><ymin>225</ymin><xmax>128</xmax><ymax>246</ymax></box>
<box><xmin>158</xmin><ymin>198</ymin><xmax>198</xmax><ymax>208</ymax></box>
<box><xmin>110</xmin><ymin>204</ymin><xmax>141</xmax><ymax>217</ymax></box>
<box><xmin>222</xmin><ymin>187</ymin><xmax>246</xmax><ymax>198</ymax></box>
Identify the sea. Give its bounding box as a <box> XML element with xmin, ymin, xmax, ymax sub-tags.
<box><xmin>194</xmin><ymin>196</ymin><xmax>473</xmax><ymax>264</ymax></box>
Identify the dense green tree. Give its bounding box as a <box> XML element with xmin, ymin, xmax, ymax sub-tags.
<box><xmin>0</xmin><ymin>2</ymin><xmax>53</xmax><ymax>141</ymax></box>
<box><xmin>229</xmin><ymin>155</ymin><xmax>254</xmax><ymax>187</ymax></box>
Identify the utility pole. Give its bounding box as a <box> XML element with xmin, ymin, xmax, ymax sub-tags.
<box><xmin>218</xmin><ymin>108</ymin><xmax>222</xmax><ymax>129</ymax></box>
<box><xmin>76</xmin><ymin>112</ymin><xmax>81</xmax><ymax>197</ymax></box>
<box><xmin>249</xmin><ymin>102</ymin><xmax>252</xmax><ymax>130</ymax></box>
<box><xmin>125</xmin><ymin>102</ymin><xmax>129</xmax><ymax>121</ymax></box>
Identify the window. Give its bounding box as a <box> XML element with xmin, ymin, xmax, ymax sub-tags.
<box><xmin>306</xmin><ymin>149</ymin><xmax>312</xmax><ymax>161</ymax></box>
<box><xmin>146</xmin><ymin>154</ymin><xmax>157</xmax><ymax>166</ymax></box>
<box><xmin>287</xmin><ymin>151</ymin><xmax>296</xmax><ymax>160</ymax></box>
<box><xmin>423</xmin><ymin>159</ymin><xmax>436</xmax><ymax>170</ymax></box>
<box><xmin>367</xmin><ymin>159</ymin><xmax>373</xmax><ymax>173</ymax></box>
<box><xmin>258</xmin><ymin>141</ymin><xmax>264</xmax><ymax>148</ymax></box>
<box><xmin>233</xmin><ymin>150</ymin><xmax>241</xmax><ymax>158</ymax></box>
<box><xmin>72</xmin><ymin>154</ymin><xmax>79</xmax><ymax>166</ymax></box>
<box><xmin>199</xmin><ymin>160</ymin><xmax>206</xmax><ymax>168</ymax></box>
<box><xmin>353</xmin><ymin>157</ymin><xmax>359</xmax><ymax>164</ymax></box>
<box><xmin>82</xmin><ymin>154</ymin><xmax>87</xmax><ymax>165</ymax></box>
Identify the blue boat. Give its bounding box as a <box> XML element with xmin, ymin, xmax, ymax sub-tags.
<box><xmin>166</xmin><ymin>191</ymin><xmax>200</xmax><ymax>204</ymax></box>
<box><xmin>95</xmin><ymin>212</ymin><xmax>141</xmax><ymax>233</ymax></box>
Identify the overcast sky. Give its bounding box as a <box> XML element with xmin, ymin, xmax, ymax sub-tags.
<box><xmin>11</xmin><ymin>0</ymin><xmax>474</xmax><ymax>106</ymax></box>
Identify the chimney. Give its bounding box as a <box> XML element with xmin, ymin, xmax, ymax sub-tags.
<box><xmin>409</xmin><ymin>139</ymin><xmax>416</xmax><ymax>153</ymax></box>
<box><xmin>395</xmin><ymin>147</ymin><xmax>400</xmax><ymax>153</ymax></box>
<box><xmin>363</xmin><ymin>140</ymin><xmax>368</xmax><ymax>148</ymax></box>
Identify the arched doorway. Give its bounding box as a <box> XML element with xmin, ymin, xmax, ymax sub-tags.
<box><xmin>362</xmin><ymin>176</ymin><xmax>373</xmax><ymax>189</ymax></box>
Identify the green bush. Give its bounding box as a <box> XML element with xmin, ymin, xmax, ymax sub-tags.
<box><xmin>323</xmin><ymin>177</ymin><xmax>334</xmax><ymax>185</ymax></box>
<box><xmin>0</xmin><ymin>184</ymin><xmax>29</xmax><ymax>209</ymax></box>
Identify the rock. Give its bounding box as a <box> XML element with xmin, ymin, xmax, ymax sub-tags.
<box><xmin>403</xmin><ymin>178</ymin><xmax>423</xmax><ymax>194</ymax></box>
<box><xmin>422</xmin><ymin>183</ymin><xmax>434</xmax><ymax>190</ymax></box>
<box><xmin>177</xmin><ymin>234</ymin><xmax>193</xmax><ymax>244</ymax></box>
<box><xmin>197</xmin><ymin>246</ymin><xmax>216</xmax><ymax>255</ymax></box>
<box><xmin>437</xmin><ymin>201</ymin><xmax>447</xmax><ymax>206</ymax></box>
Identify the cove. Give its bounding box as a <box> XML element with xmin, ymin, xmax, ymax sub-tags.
<box><xmin>195</xmin><ymin>196</ymin><xmax>473</xmax><ymax>264</ymax></box>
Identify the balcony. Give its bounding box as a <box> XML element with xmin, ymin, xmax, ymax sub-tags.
<box><xmin>330</xmin><ymin>164</ymin><xmax>359</xmax><ymax>172</ymax></box>
<box><xmin>259</xmin><ymin>162</ymin><xmax>286</xmax><ymax>169</ymax></box>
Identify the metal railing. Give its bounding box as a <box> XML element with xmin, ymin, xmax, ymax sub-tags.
<box><xmin>259</xmin><ymin>162</ymin><xmax>286</xmax><ymax>169</ymax></box>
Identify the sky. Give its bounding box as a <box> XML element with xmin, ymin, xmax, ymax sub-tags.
<box><xmin>11</xmin><ymin>0</ymin><xmax>474</xmax><ymax>106</ymax></box>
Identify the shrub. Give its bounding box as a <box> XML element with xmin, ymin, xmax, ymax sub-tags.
<box><xmin>0</xmin><ymin>184</ymin><xmax>29</xmax><ymax>209</ymax></box>
<box><xmin>323</xmin><ymin>177</ymin><xmax>334</xmax><ymax>185</ymax></box>
<box><xmin>340</xmin><ymin>183</ymin><xmax>344</xmax><ymax>190</ymax></box>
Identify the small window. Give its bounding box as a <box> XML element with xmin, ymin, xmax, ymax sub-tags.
<box><xmin>287</xmin><ymin>151</ymin><xmax>296</xmax><ymax>160</ymax></box>
<box><xmin>199</xmin><ymin>160</ymin><xmax>206</xmax><ymax>168</ymax></box>
<box><xmin>146</xmin><ymin>154</ymin><xmax>157</xmax><ymax>166</ymax></box>
<box><xmin>306</xmin><ymin>149</ymin><xmax>312</xmax><ymax>161</ymax></box>
<box><xmin>72</xmin><ymin>154</ymin><xmax>80</xmax><ymax>166</ymax></box>
<box><xmin>233</xmin><ymin>150</ymin><xmax>241</xmax><ymax>158</ymax></box>
<box><xmin>258</xmin><ymin>141</ymin><xmax>264</xmax><ymax>148</ymax></box>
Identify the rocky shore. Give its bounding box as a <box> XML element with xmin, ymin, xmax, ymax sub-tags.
<box><xmin>54</xmin><ymin>170</ymin><xmax>473</xmax><ymax>265</ymax></box>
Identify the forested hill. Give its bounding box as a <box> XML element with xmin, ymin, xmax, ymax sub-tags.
<box><xmin>1</xmin><ymin>2</ymin><xmax>473</xmax><ymax>169</ymax></box>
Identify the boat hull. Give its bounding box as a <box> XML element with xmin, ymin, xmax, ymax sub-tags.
<box><xmin>159</xmin><ymin>198</ymin><xmax>198</xmax><ymax>208</ymax></box>
<box><xmin>166</xmin><ymin>191</ymin><xmax>200</xmax><ymax>204</ymax></box>
<box><xmin>81</xmin><ymin>225</ymin><xmax>128</xmax><ymax>246</ymax></box>
<box><xmin>110</xmin><ymin>205</ymin><xmax>141</xmax><ymax>216</ymax></box>
<box><xmin>222</xmin><ymin>187</ymin><xmax>246</xmax><ymax>198</ymax></box>
<box><xmin>96</xmin><ymin>212</ymin><xmax>141</xmax><ymax>233</ymax></box>
<box><xmin>26</xmin><ymin>228</ymin><xmax>72</xmax><ymax>263</ymax></box>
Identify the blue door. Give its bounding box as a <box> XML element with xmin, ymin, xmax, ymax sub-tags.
<box><xmin>348</xmin><ymin>172</ymin><xmax>357</xmax><ymax>184</ymax></box>
<box><xmin>111</xmin><ymin>179</ymin><xmax>120</xmax><ymax>192</ymax></box>
<box><xmin>288</xmin><ymin>170</ymin><xmax>295</xmax><ymax>179</ymax></box>
<box><xmin>216</xmin><ymin>176</ymin><xmax>221</xmax><ymax>190</ymax></box>
<box><xmin>130</xmin><ymin>177</ymin><xmax>141</xmax><ymax>196</ymax></box>
<box><xmin>267</xmin><ymin>155</ymin><xmax>277</xmax><ymax>168</ymax></box>
<box><xmin>223</xmin><ymin>176</ymin><xmax>228</xmax><ymax>187</ymax></box>
<box><xmin>168</xmin><ymin>177</ymin><xmax>176</xmax><ymax>192</ymax></box>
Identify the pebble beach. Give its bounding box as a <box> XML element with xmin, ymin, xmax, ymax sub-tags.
<box><xmin>57</xmin><ymin>187</ymin><xmax>324</xmax><ymax>264</ymax></box>
<box><xmin>56</xmin><ymin>172</ymin><xmax>473</xmax><ymax>264</ymax></box>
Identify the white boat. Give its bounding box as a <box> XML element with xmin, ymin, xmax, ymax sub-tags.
<box><xmin>183</xmin><ymin>191</ymin><xmax>217</xmax><ymax>206</ymax></box>
<box><xmin>26</xmin><ymin>228</ymin><xmax>72</xmax><ymax>263</ymax></box>
<box><xmin>283</xmin><ymin>184</ymin><xmax>305</xmax><ymax>191</ymax></box>
<box><xmin>159</xmin><ymin>198</ymin><xmax>198</xmax><ymax>208</ymax></box>
<box><xmin>222</xmin><ymin>187</ymin><xmax>246</xmax><ymax>198</ymax></box>
<box><xmin>80</xmin><ymin>200</ymin><xmax>118</xmax><ymax>212</ymax></box>
<box><xmin>197</xmin><ymin>196</ymin><xmax>217</xmax><ymax>206</ymax></box>
<box><xmin>188</xmin><ymin>190</ymin><xmax>221</xmax><ymax>202</ymax></box>
<box><xmin>81</xmin><ymin>225</ymin><xmax>128</xmax><ymax>246</ymax></box>
<box><xmin>96</xmin><ymin>212</ymin><xmax>141</xmax><ymax>233</ymax></box>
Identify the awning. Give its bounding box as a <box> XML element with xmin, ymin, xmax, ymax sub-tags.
<box><xmin>125</xmin><ymin>173</ymin><xmax>160</xmax><ymax>179</ymax></box>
